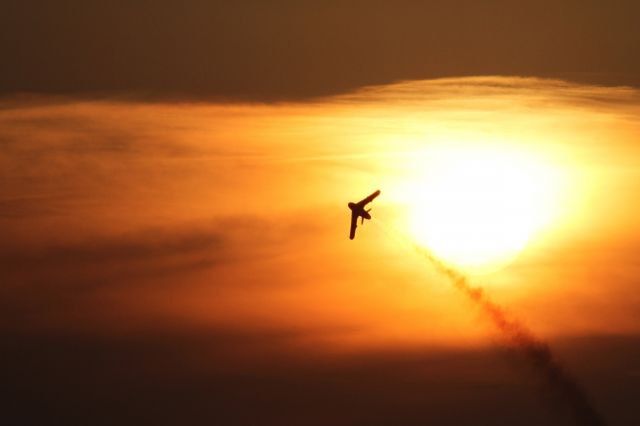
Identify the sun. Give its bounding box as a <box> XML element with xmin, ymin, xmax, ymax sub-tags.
<box><xmin>402</xmin><ymin>146</ymin><xmax>560</xmax><ymax>273</ymax></box>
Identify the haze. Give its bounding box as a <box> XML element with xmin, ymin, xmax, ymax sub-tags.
<box><xmin>2</xmin><ymin>2</ymin><xmax>640</xmax><ymax>425</ymax></box>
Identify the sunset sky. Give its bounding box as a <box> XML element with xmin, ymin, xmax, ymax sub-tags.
<box><xmin>2</xmin><ymin>2</ymin><xmax>640</xmax><ymax>425</ymax></box>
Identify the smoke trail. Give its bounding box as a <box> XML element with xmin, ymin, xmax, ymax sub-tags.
<box><xmin>372</xmin><ymin>219</ymin><xmax>605</xmax><ymax>425</ymax></box>
<box><xmin>415</xmin><ymin>245</ymin><xmax>605</xmax><ymax>426</ymax></box>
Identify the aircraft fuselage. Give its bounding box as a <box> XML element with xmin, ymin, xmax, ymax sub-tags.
<box><xmin>348</xmin><ymin>202</ymin><xmax>371</xmax><ymax>220</ymax></box>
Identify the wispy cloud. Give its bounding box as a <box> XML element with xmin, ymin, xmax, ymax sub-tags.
<box><xmin>2</xmin><ymin>76</ymin><xmax>640</xmax><ymax>425</ymax></box>
<box><xmin>1</xmin><ymin>76</ymin><xmax>640</xmax><ymax>338</ymax></box>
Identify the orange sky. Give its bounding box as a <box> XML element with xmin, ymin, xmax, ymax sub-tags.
<box><xmin>2</xmin><ymin>76</ymin><xmax>639</xmax><ymax>352</ymax></box>
<box><xmin>4</xmin><ymin>1</ymin><xmax>640</xmax><ymax>422</ymax></box>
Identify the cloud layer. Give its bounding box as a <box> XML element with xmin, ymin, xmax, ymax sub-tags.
<box><xmin>2</xmin><ymin>77</ymin><xmax>640</xmax><ymax>424</ymax></box>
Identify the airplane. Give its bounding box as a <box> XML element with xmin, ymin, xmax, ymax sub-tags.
<box><xmin>347</xmin><ymin>189</ymin><xmax>381</xmax><ymax>240</ymax></box>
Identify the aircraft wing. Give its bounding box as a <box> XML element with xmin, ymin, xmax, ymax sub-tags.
<box><xmin>356</xmin><ymin>189</ymin><xmax>381</xmax><ymax>207</ymax></box>
<box><xmin>349</xmin><ymin>210</ymin><xmax>358</xmax><ymax>240</ymax></box>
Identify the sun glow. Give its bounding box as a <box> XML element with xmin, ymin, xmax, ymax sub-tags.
<box><xmin>403</xmin><ymin>146</ymin><xmax>562</xmax><ymax>273</ymax></box>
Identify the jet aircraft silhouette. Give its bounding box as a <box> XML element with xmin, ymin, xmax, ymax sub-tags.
<box><xmin>347</xmin><ymin>190</ymin><xmax>381</xmax><ymax>240</ymax></box>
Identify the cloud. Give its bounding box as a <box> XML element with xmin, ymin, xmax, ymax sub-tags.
<box><xmin>0</xmin><ymin>216</ymin><xmax>325</xmax><ymax>335</ymax></box>
<box><xmin>2</xmin><ymin>77</ymin><xmax>640</xmax><ymax>424</ymax></box>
